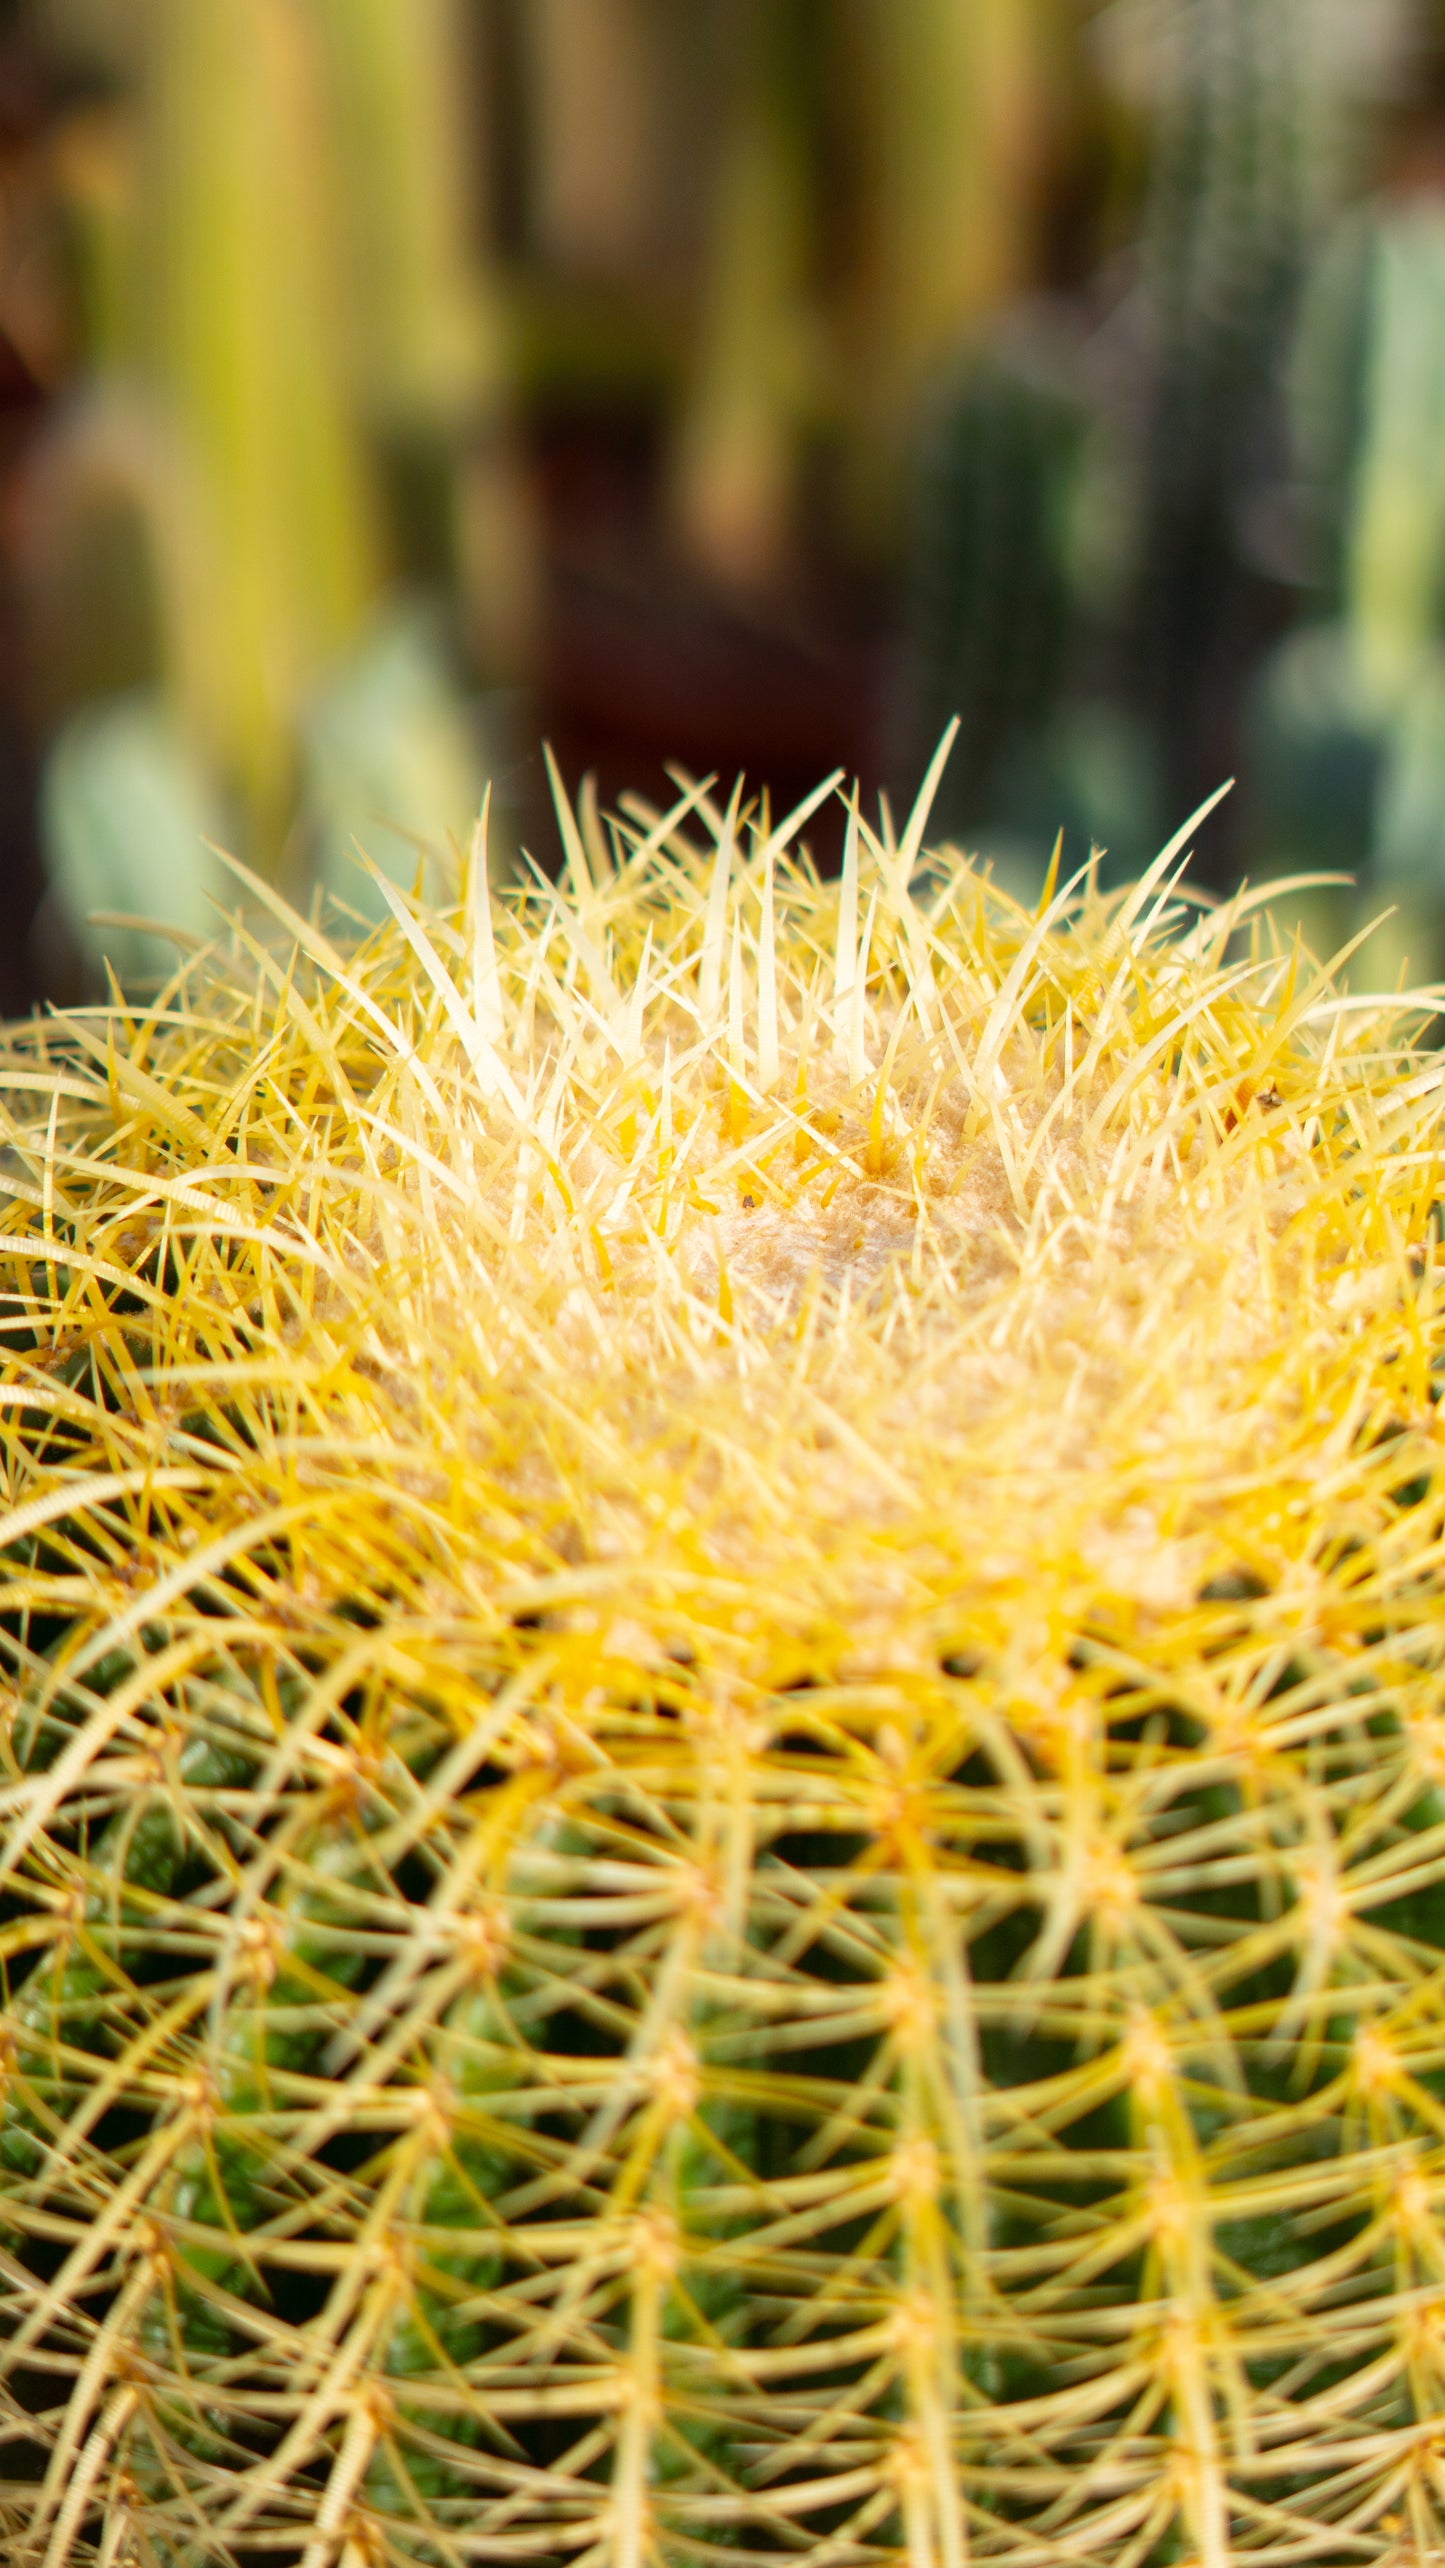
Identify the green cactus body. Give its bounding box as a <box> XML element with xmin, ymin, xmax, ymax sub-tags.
<box><xmin>1249</xmin><ymin>198</ymin><xmax>1445</xmax><ymax>983</ymax></box>
<box><xmin>1125</xmin><ymin>0</ymin><xmax>1320</xmax><ymax>829</ymax></box>
<box><xmin>0</xmin><ymin>763</ymin><xmax>1444</xmax><ymax>2565</ymax></box>
<box><xmin>893</xmin><ymin>343</ymin><xmax>1094</xmax><ymax>852</ymax></box>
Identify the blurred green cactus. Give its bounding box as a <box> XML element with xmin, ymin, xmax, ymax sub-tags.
<box><xmin>28</xmin><ymin>0</ymin><xmax>504</xmax><ymax>974</ymax></box>
<box><xmin>889</xmin><ymin>330</ymin><xmax>1156</xmax><ymax>882</ymax></box>
<box><xmin>1250</xmin><ymin>197</ymin><xmax>1445</xmax><ymax>985</ymax></box>
<box><xmin>888</xmin><ymin>0</ymin><xmax>1422</xmax><ymax>909</ymax></box>
<box><xmin>669</xmin><ymin>0</ymin><xmax>818</xmax><ymax>589</ymax></box>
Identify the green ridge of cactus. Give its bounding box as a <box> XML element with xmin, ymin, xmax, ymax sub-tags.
<box><xmin>0</xmin><ymin>753</ymin><xmax>1444</xmax><ymax>2565</ymax></box>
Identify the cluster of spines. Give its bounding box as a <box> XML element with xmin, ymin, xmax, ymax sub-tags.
<box><xmin>0</xmin><ymin>755</ymin><xmax>1441</xmax><ymax>2567</ymax></box>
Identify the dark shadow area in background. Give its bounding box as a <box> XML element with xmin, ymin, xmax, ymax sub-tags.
<box><xmin>0</xmin><ymin>13</ymin><xmax>53</xmax><ymax>1012</ymax></box>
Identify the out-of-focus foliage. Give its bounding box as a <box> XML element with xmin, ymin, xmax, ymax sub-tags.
<box><xmin>668</xmin><ymin>0</ymin><xmax>1065</xmax><ymax>582</ymax></box>
<box><xmin>25</xmin><ymin>0</ymin><xmax>512</xmax><ymax>978</ymax></box>
<box><xmin>892</xmin><ymin>0</ymin><xmax>1427</xmax><ymax>915</ymax></box>
<box><xmin>21</xmin><ymin>0</ymin><xmax>1086</xmax><ymax>984</ymax></box>
<box><xmin>1251</xmin><ymin>200</ymin><xmax>1445</xmax><ymax>985</ymax></box>
<box><xmin>668</xmin><ymin>0</ymin><xmax>817</xmax><ymax>590</ymax></box>
<box><xmin>10</xmin><ymin>0</ymin><xmax>1445</xmax><ymax>991</ymax></box>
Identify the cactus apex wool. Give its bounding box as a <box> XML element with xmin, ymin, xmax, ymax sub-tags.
<box><xmin>0</xmin><ymin>745</ymin><xmax>1444</xmax><ymax>2568</ymax></box>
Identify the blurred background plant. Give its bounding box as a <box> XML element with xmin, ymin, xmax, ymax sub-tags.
<box><xmin>0</xmin><ymin>0</ymin><xmax>1437</xmax><ymax>993</ymax></box>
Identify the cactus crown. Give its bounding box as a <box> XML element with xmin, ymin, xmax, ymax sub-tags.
<box><xmin>1</xmin><ymin>747</ymin><xmax>1444</xmax><ymax>2567</ymax></box>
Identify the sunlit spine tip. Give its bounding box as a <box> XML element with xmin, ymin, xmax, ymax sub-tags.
<box><xmin>757</xmin><ymin>848</ymin><xmax>779</xmax><ymax>1092</ymax></box>
<box><xmin>727</xmin><ymin>914</ymin><xmax>747</xmax><ymax>1138</ymax></box>
<box><xmin>469</xmin><ymin>785</ymin><xmax>505</xmax><ymax>1048</ymax></box>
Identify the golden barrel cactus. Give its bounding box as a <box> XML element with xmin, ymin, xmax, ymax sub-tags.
<box><xmin>1</xmin><ymin>745</ymin><xmax>1444</xmax><ymax>2568</ymax></box>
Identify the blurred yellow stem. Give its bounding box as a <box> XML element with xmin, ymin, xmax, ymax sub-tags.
<box><xmin>136</xmin><ymin>0</ymin><xmax>379</xmax><ymax>856</ymax></box>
